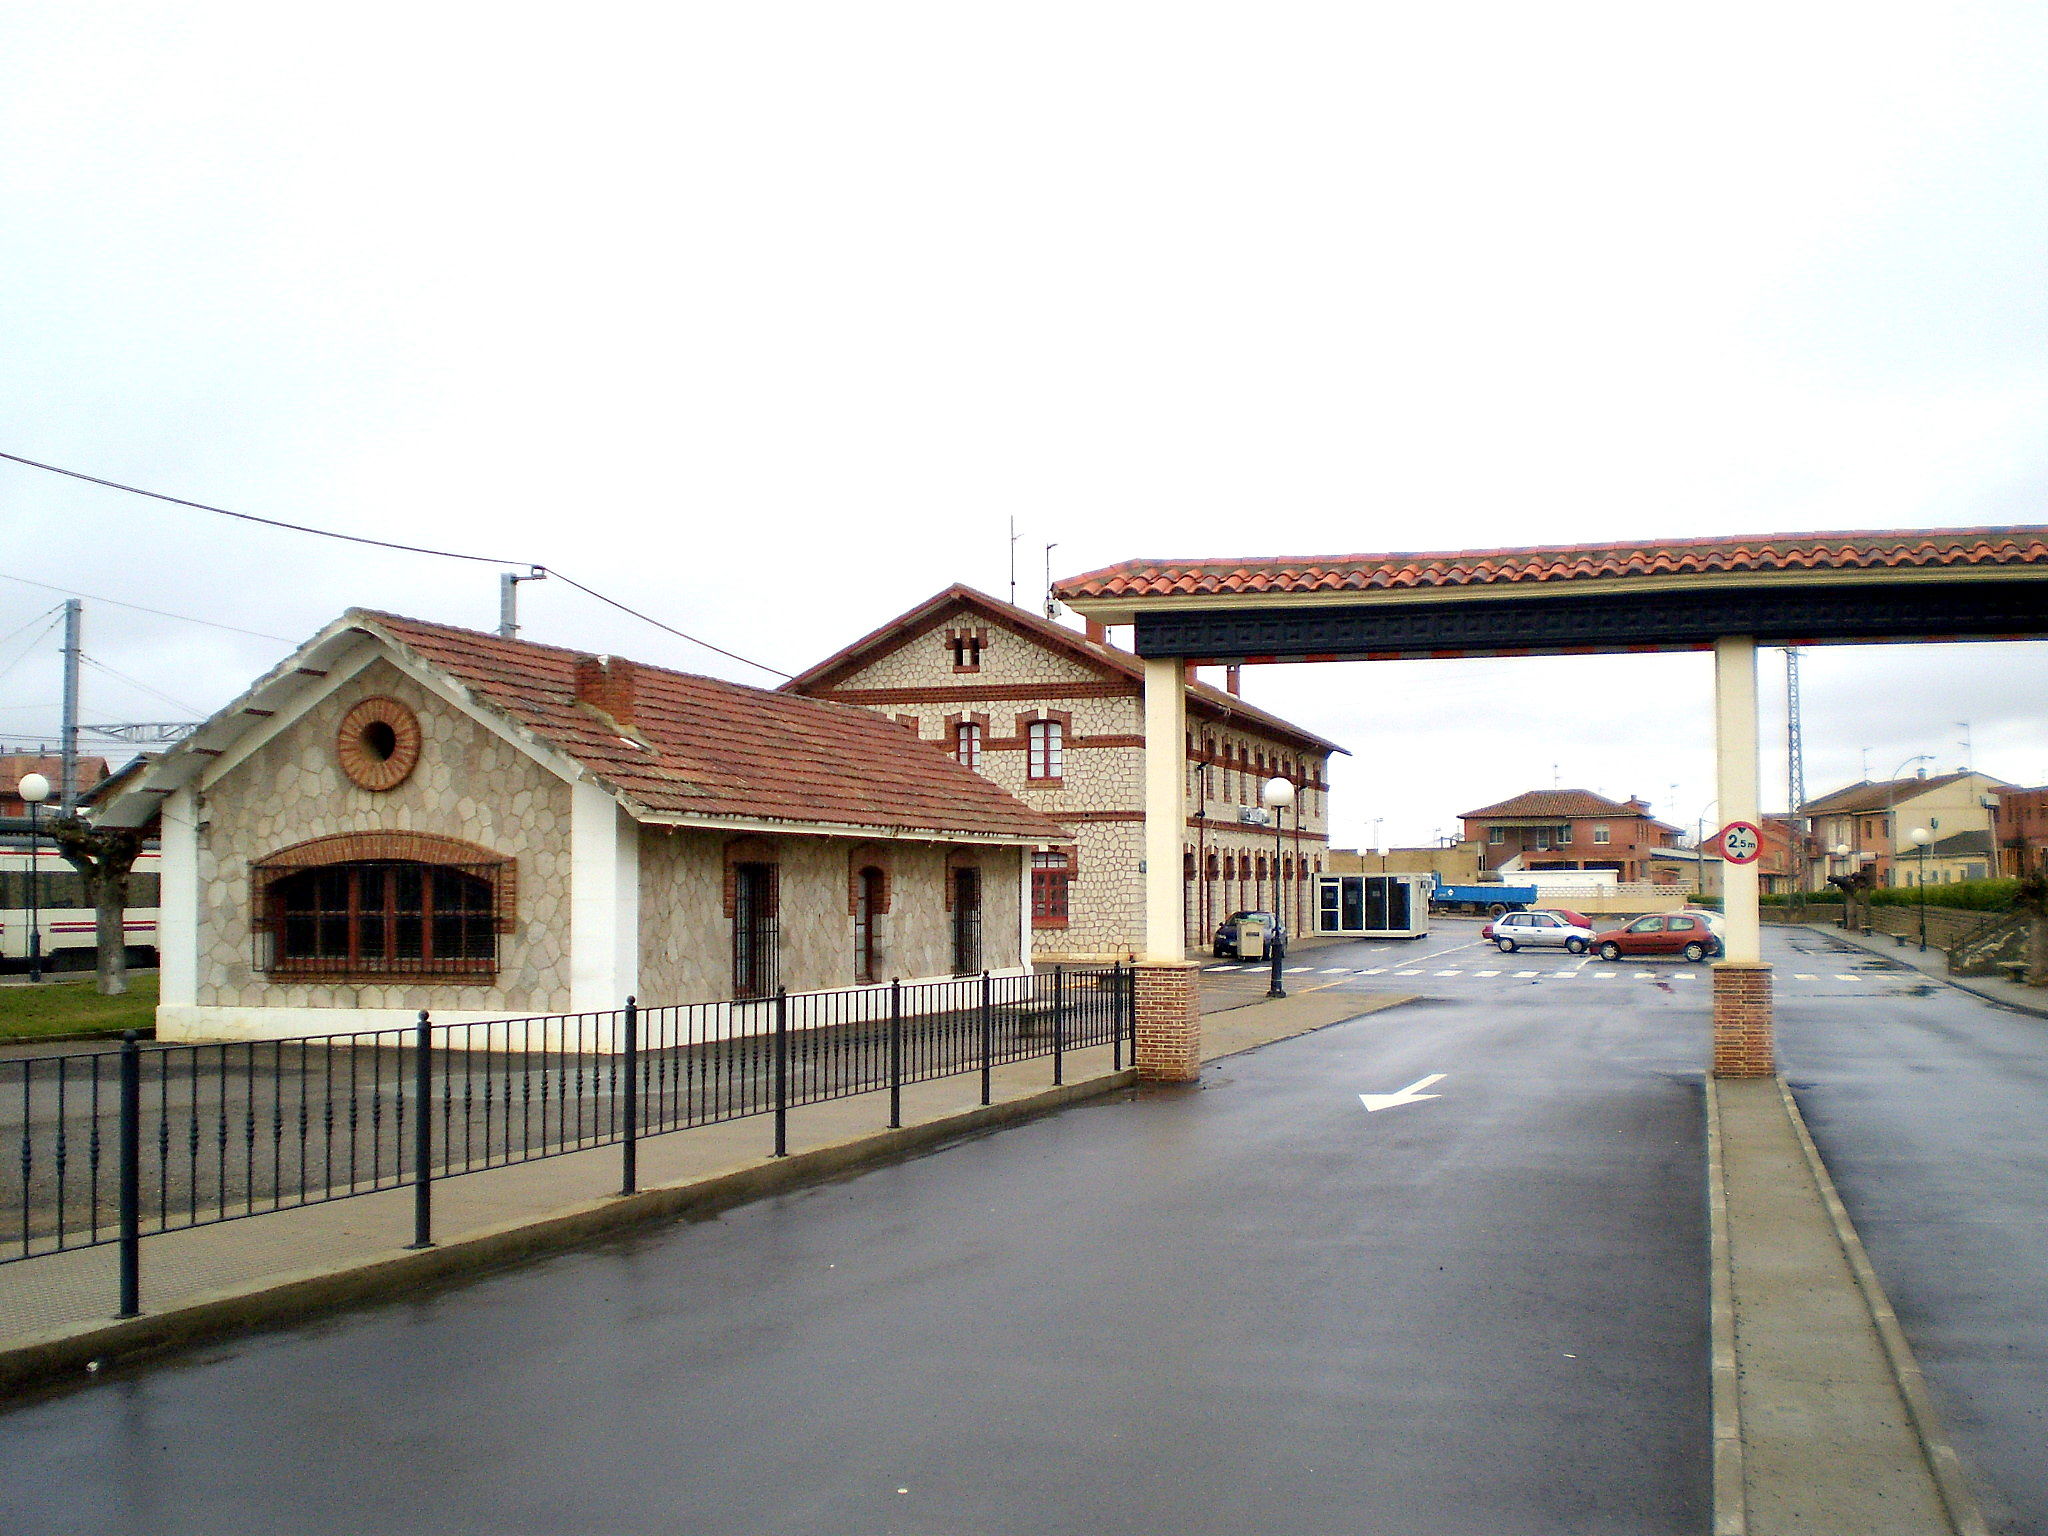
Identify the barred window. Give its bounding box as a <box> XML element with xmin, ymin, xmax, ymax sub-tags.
<box><xmin>266</xmin><ymin>861</ymin><xmax>496</xmax><ymax>977</ymax></box>
<box><xmin>1027</xmin><ymin>720</ymin><xmax>1063</xmax><ymax>780</ymax></box>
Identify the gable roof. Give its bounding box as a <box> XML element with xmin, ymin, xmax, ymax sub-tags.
<box><xmin>99</xmin><ymin>611</ymin><xmax>1069</xmax><ymax>846</ymax></box>
<box><xmin>1053</xmin><ymin>526</ymin><xmax>2048</xmax><ymax>604</ymax></box>
<box><xmin>785</xmin><ymin>583</ymin><xmax>1346</xmax><ymax>756</ymax></box>
<box><xmin>1461</xmin><ymin>789</ymin><xmax>1651</xmax><ymax>820</ymax></box>
<box><xmin>1799</xmin><ymin>772</ymin><xmax>1984</xmax><ymax>816</ymax></box>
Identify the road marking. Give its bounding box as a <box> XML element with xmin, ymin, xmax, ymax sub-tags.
<box><xmin>1394</xmin><ymin>969</ymin><xmax>1423</xmax><ymax>977</ymax></box>
<box><xmin>1793</xmin><ymin>973</ymin><xmax>1817</xmax><ymax>980</ymax></box>
<box><xmin>1834</xmin><ymin>974</ymin><xmax>1859</xmax><ymax>981</ymax></box>
<box><xmin>1672</xmin><ymin>972</ymin><xmax>1696</xmax><ymax>981</ymax></box>
<box><xmin>1203</xmin><ymin>964</ymin><xmax>1236</xmax><ymax>972</ymax></box>
<box><xmin>1636</xmin><ymin>971</ymin><xmax>1658</xmax><ymax>980</ymax></box>
<box><xmin>1550</xmin><ymin>970</ymin><xmax>1576</xmax><ymax>977</ymax></box>
<box><xmin>1286</xmin><ymin>966</ymin><xmax>1314</xmax><ymax>973</ymax></box>
<box><xmin>1360</xmin><ymin>966</ymin><xmax>1389</xmax><ymax>974</ymax></box>
<box><xmin>1319</xmin><ymin>967</ymin><xmax>1351</xmax><ymax>973</ymax></box>
<box><xmin>1513</xmin><ymin>970</ymin><xmax>1540</xmax><ymax>977</ymax></box>
<box><xmin>1433</xmin><ymin>969</ymin><xmax>1462</xmax><ymax>976</ymax></box>
<box><xmin>1474</xmin><ymin>969</ymin><xmax>1501</xmax><ymax>977</ymax></box>
<box><xmin>1594</xmin><ymin>970</ymin><xmax>1620</xmax><ymax>978</ymax></box>
<box><xmin>1359</xmin><ymin>1073</ymin><xmax>1446</xmax><ymax>1113</ymax></box>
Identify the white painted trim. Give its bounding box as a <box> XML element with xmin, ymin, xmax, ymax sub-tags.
<box><xmin>1714</xmin><ymin>635</ymin><xmax>1762</xmax><ymax>964</ymax></box>
<box><xmin>570</xmin><ymin>781</ymin><xmax>639</xmax><ymax>1010</ymax></box>
<box><xmin>1143</xmin><ymin>657</ymin><xmax>1187</xmax><ymax>961</ymax></box>
<box><xmin>157</xmin><ymin>786</ymin><xmax>199</xmax><ymax>1008</ymax></box>
<box><xmin>1018</xmin><ymin>848</ymin><xmax>1033</xmax><ymax>970</ymax></box>
<box><xmin>627</xmin><ymin>811</ymin><xmax>1057</xmax><ymax>847</ymax></box>
<box><xmin>198</xmin><ymin>638</ymin><xmax>381</xmax><ymax>790</ymax></box>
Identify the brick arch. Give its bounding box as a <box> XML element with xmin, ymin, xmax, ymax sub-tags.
<box><xmin>723</xmin><ymin>835</ymin><xmax>781</xmax><ymax>918</ymax></box>
<box><xmin>251</xmin><ymin>831</ymin><xmax>516</xmax><ymax>932</ymax></box>
<box><xmin>943</xmin><ymin>847</ymin><xmax>983</xmax><ymax>910</ymax></box>
<box><xmin>847</xmin><ymin>844</ymin><xmax>894</xmax><ymax>916</ymax></box>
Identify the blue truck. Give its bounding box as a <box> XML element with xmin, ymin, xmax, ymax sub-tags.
<box><xmin>1429</xmin><ymin>882</ymin><xmax>1538</xmax><ymax>917</ymax></box>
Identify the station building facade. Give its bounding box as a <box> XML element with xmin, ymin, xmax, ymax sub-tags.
<box><xmin>99</xmin><ymin>610</ymin><xmax>1066</xmax><ymax>1042</ymax></box>
<box><xmin>786</xmin><ymin>586</ymin><xmax>1341</xmax><ymax>958</ymax></box>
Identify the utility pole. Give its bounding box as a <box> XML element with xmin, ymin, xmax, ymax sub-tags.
<box><xmin>1784</xmin><ymin>647</ymin><xmax>1806</xmax><ymax>898</ymax></box>
<box><xmin>60</xmin><ymin>599</ymin><xmax>81</xmax><ymax>814</ymax></box>
<box><xmin>1008</xmin><ymin>517</ymin><xmax>1019</xmax><ymax>607</ymax></box>
<box><xmin>498</xmin><ymin>568</ymin><xmax>547</xmax><ymax>639</ymax></box>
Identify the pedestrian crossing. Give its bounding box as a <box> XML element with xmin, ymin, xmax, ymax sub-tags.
<box><xmin>1203</xmin><ymin>962</ymin><xmax>1874</xmax><ymax>984</ymax></box>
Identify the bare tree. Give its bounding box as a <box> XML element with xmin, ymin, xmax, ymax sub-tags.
<box><xmin>45</xmin><ymin>816</ymin><xmax>147</xmax><ymax>996</ymax></box>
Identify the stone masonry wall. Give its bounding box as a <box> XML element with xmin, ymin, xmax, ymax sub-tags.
<box><xmin>196</xmin><ymin>657</ymin><xmax>573</xmax><ymax>1013</ymax></box>
<box><xmin>637</xmin><ymin>829</ymin><xmax>1024</xmax><ymax>1003</ymax></box>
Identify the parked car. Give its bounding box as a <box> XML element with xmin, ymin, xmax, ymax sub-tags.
<box><xmin>1481</xmin><ymin>910</ymin><xmax>1595</xmax><ymax>954</ymax></box>
<box><xmin>1214</xmin><ymin>911</ymin><xmax>1285</xmax><ymax>959</ymax></box>
<box><xmin>1591</xmin><ymin>910</ymin><xmax>1721</xmax><ymax>962</ymax></box>
<box><xmin>1544</xmin><ymin>908</ymin><xmax>1596</xmax><ymax>933</ymax></box>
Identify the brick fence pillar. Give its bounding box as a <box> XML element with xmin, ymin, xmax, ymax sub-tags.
<box><xmin>1132</xmin><ymin>961</ymin><xmax>1201</xmax><ymax>1082</ymax></box>
<box><xmin>1711</xmin><ymin>962</ymin><xmax>1774</xmax><ymax>1078</ymax></box>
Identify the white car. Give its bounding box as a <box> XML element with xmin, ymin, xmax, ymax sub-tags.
<box><xmin>1483</xmin><ymin>910</ymin><xmax>1595</xmax><ymax>954</ymax></box>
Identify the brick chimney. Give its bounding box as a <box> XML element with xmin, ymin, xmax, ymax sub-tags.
<box><xmin>1225</xmin><ymin>665</ymin><xmax>1242</xmax><ymax>695</ymax></box>
<box><xmin>1085</xmin><ymin>618</ymin><xmax>1108</xmax><ymax>644</ymax></box>
<box><xmin>574</xmin><ymin>654</ymin><xmax>638</xmax><ymax>730</ymax></box>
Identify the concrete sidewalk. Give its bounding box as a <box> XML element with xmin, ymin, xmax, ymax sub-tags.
<box><xmin>0</xmin><ymin>985</ymin><xmax>1413</xmax><ymax>1397</ymax></box>
<box><xmin>1798</xmin><ymin>918</ymin><xmax>2048</xmax><ymax>1019</ymax></box>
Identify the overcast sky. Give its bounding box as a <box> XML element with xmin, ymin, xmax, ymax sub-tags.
<box><xmin>3</xmin><ymin>4</ymin><xmax>2045</xmax><ymax>848</ymax></box>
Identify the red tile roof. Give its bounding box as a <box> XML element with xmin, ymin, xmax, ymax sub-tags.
<box><xmin>1461</xmin><ymin>789</ymin><xmax>1652</xmax><ymax>820</ymax></box>
<box><xmin>1798</xmin><ymin>772</ymin><xmax>1989</xmax><ymax>816</ymax></box>
<box><xmin>1054</xmin><ymin>527</ymin><xmax>2048</xmax><ymax>601</ymax></box>
<box><xmin>785</xmin><ymin>584</ymin><xmax>1346</xmax><ymax>756</ymax></box>
<box><xmin>360</xmin><ymin>612</ymin><xmax>1068</xmax><ymax>843</ymax></box>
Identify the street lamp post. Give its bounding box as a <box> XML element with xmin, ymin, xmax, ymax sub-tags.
<box><xmin>1262</xmin><ymin>776</ymin><xmax>1296</xmax><ymax>999</ymax></box>
<box><xmin>1831</xmin><ymin>842</ymin><xmax>1852</xmax><ymax>927</ymax></box>
<box><xmin>17</xmin><ymin>772</ymin><xmax>50</xmax><ymax>984</ymax></box>
<box><xmin>1910</xmin><ymin>826</ymin><xmax>1932</xmax><ymax>951</ymax></box>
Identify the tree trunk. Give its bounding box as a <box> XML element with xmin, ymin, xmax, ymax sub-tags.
<box><xmin>2027</xmin><ymin>910</ymin><xmax>2048</xmax><ymax>988</ymax></box>
<box><xmin>95</xmin><ymin>876</ymin><xmax>129</xmax><ymax>995</ymax></box>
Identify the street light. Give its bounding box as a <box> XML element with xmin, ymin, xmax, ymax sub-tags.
<box><xmin>1909</xmin><ymin>826</ymin><xmax>1932</xmax><ymax>951</ymax></box>
<box><xmin>1262</xmin><ymin>775</ymin><xmax>1296</xmax><ymax>999</ymax></box>
<box><xmin>1832</xmin><ymin>842</ymin><xmax>1853</xmax><ymax>929</ymax></box>
<box><xmin>17</xmin><ymin>772</ymin><xmax>49</xmax><ymax>984</ymax></box>
<box><xmin>1884</xmin><ymin>754</ymin><xmax>1934</xmax><ymax>888</ymax></box>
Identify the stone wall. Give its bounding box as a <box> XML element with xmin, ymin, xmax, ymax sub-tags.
<box><xmin>195</xmin><ymin>657</ymin><xmax>572</xmax><ymax>1013</ymax></box>
<box><xmin>637</xmin><ymin>829</ymin><xmax>1024</xmax><ymax>1003</ymax></box>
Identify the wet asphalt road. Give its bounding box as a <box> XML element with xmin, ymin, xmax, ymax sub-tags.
<box><xmin>3</xmin><ymin>934</ymin><xmax>1712</xmax><ymax>1536</ymax></box>
<box><xmin>1773</xmin><ymin>927</ymin><xmax>2048</xmax><ymax>1536</ymax></box>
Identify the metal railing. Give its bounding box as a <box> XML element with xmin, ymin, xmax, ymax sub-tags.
<box><xmin>2</xmin><ymin>966</ymin><xmax>1131</xmax><ymax>1317</ymax></box>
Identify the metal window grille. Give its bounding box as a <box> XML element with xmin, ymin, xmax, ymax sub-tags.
<box><xmin>255</xmin><ymin>861</ymin><xmax>498</xmax><ymax>979</ymax></box>
<box><xmin>732</xmin><ymin>862</ymin><xmax>779</xmax><ymax>998</ymax></box>
<box><xmin>853</xmin><ymin>867</ymin><xmax>883</xmax><ymax>985</ymax></box>
<box><xmin>952</xmin><ymin>867</ymin><xmax>982</xmax><ymax>974</ymax></box>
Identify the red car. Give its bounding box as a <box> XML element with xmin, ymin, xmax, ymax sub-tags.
<box><xmin>1591</xmin><ymin>911</ymin><xmax>1720</xmax><ymax>963</ymax></box>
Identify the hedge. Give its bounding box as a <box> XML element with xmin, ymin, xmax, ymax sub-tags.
<box><xmin>1762</xmin><ymin>880</ymin><xmax>2015</xmax><ymax>913</ymax></box>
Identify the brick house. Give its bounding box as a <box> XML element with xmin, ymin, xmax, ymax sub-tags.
<box><xmin>786</xmin><ymin>586</ymin><xmax>1342</xmax><ymax>957</ymax></box>
<box><xmin>1801</xmin><ymin>770</ymin><xmax>2007</xmax><ymax>888</ymax></box>
<box><xmin>1992</xmin><ymin>785</ymin><xmax>2048</xmax><ymax>878</ymax></box>
<box><xmin>1460</xmin><ymin>789</ymin><xmax>1682</xmax><ymax>883</ymax></box>
<box><xmin>94</xmin><ymin>611</ymin><xmax>1067</xmax><ymax>1042</ymax></box>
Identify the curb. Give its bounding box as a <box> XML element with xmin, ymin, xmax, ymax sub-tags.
<box><xmin>1703</xmin><ymin>1078</ymin><xmax>1745</xmax><ymax>1536</ymax></box>
<box><xmin>1775</xmin><ymin>1079</ymin><xmax>1990</xmax><ymax>1536</ymax></box>
<box><xmin>1798</xmin><ymin>922</ymin><xmax>2048</xmax><ymax>1021</ymax></box>
<box><xmin>0</xmin><ymin>1069</ymin><xmax>1138</xmax><ymax>1401</ymax></box>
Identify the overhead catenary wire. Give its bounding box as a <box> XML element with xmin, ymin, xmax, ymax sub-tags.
<box><xmin>0</xmin><ymin>572</ymin><xmax>294</xmax><ymax>642</ymax></box>
<box><xmin>0</xmin><ymin>448</ymin><xmax>792</xmax><ymax>678</ymax></box>
<box><xmin>79</xmin><ymin>653</ymin><xmax>206</xmax><ymax>718</ymax></box>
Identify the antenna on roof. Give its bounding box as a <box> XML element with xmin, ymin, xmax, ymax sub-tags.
<box><xmin>1044</xmin><ymin>543</ymin><xmax>1061</xmax><ymax>620</ymax></box>
<box><xmin>1008</xmin><ymin>517</ymin><xmax>1018</xmax><ymax>606</ymax></box>
<box><xmin>1957</xmin><ymin>720</ymin><xmax>1972</xmax><ymax>773</ymax></box>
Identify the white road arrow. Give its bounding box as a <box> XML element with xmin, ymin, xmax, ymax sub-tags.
<box><xmin>1358</xmin><ymin>1073</ymin><xmax>1446</xmax><ymax>1113</ymax></box>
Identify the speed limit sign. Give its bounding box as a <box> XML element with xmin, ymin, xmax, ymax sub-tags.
<box><xmin>1718</xmin><ymin>821</ymin><xmax>1763</xmax><ymax>864</ymax></box>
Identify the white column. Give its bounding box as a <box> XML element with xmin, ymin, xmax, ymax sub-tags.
<box><xmin>1714</xmin><ymin>635</ymin><xmax>1762</xmax><ymax>964</ymax></box>
<box><xmin>157</xmin><ymin>786</ymin><xmax>199</xmax><ymax>1008</ymax></box>
<box><xmin>1017</xmin><ymin>847</ymin><xmax>1034</xmax><ymax>968</ymax></box>
<box><xmin>1142</xmin><ymin>657</ymin><xmax>1187</xmax><ymax>962</ymax></box>
<box><xmin>570</xmin><ymin>779</ymin><xmax>640</xmax><ymax>1010</ymax></box>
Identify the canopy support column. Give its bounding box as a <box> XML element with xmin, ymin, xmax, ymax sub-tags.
<box><xmin>1712</xmin><ymin>635</ymin><xmax>1773</xmax><ymax>1077</ymax></box>
<box><xmin>1138</xmin><ymin>657</ymin><xmax>1200</xmax><ymax>1080</ymax></box>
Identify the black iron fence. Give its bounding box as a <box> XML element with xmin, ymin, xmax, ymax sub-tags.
<box><xmin>2</xmin><ymin>966</ymin><xmax>1131</xmax><ymax>1318</ymax></box>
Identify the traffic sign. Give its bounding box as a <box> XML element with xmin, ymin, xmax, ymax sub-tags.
<box><xmin>1718</xmin><ymin>821</ymin><xmax>1763</xmax><ymax>864</ymax></box>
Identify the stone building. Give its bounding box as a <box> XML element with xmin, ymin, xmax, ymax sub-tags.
<box><xmin>786</xmin><ymin>586</ymin><xmax>1341</xmax><ymax>957</ymax></box>
<box><xmin>96</xmin><ymin>611</ymin><xmax>1066</xmax><ymax>1042</ymax></box>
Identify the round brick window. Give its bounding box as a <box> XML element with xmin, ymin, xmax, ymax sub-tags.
<box><xmin>337</xmin><ymin>697</ymin><xmax>422</xmax><ymax>792</ymax></box>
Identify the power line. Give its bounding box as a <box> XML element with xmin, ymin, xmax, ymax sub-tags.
<box><xmin>0</xmin><ymin>572</ymin><xmax>295</xmax><ymax>642</ymax></box>
<box><xmin>0</xmin><ymin>448</ymin><xmax>792</xmax><ymax>678</ymax></box>
<box><xmin>80</xmin><ymin>653</ymin><xmax>206</xmax><ymax>717</ymax></box>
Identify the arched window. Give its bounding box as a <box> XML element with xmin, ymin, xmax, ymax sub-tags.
<box><xmin>1026</xmin><ymin>720</ymin><xmax>1063</xmax><ymax>781</ymax></box>
<box><xmin>854</xmin><ymin>866</ymin><xmax>885</xmax><ymax>984</ymax></box>
<box><xmin>266</xmin><ymin>861</ymin><xmax>496</xmax><ymax>977</ymax></box>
